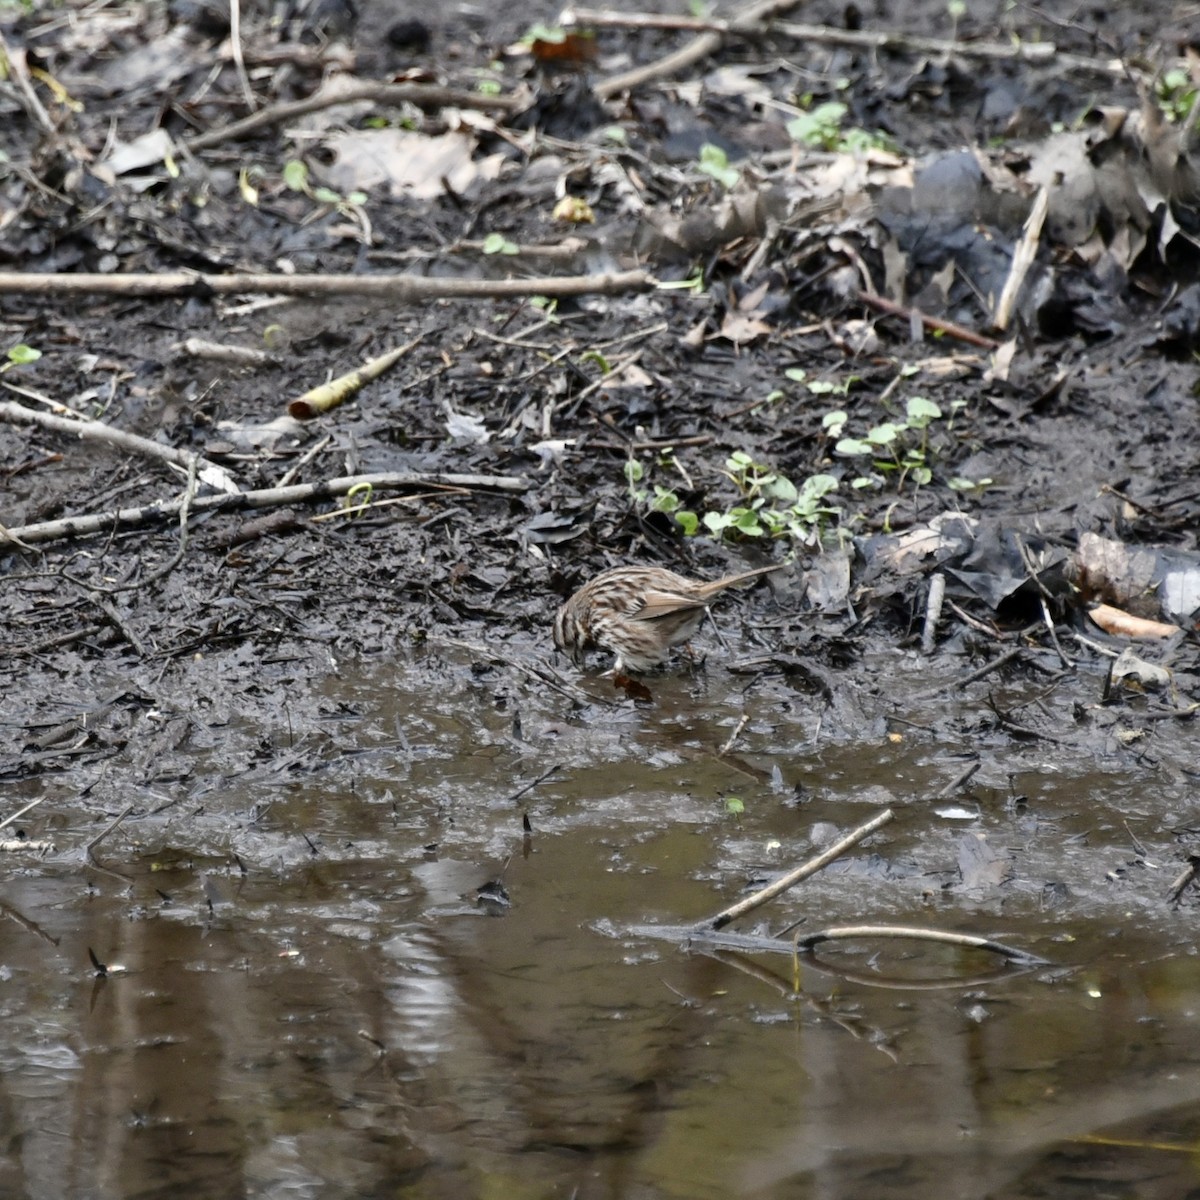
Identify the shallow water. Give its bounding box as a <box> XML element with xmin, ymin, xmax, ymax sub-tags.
<box><xmin>3</xmin><ymin>647</ymin><xmax>1199</xmax><ymax>1199</ymax></box>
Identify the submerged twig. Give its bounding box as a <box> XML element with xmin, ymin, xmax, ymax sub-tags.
<box><xmin>85</xmin><ymin>804</ymin><xmax>135</xmax><ymax>863</ymax></box>
<box><xmin>504</xmin><ymin>764</ymin><xmax>564</xmax><ymax>806</ymax></box>
<box><xmin>792</xmin><ymin>923</ymin><xmax>1049</xmax><ymax>966</ymax></box>
<box><xmin>700</xmin><ymin>808</ymin><xmax>895</xmax><ymax>931</ymax></box>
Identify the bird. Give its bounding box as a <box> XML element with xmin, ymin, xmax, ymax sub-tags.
<box><xmin>553</xmin><ymin>563</ymin><xmax>781</xmax><ymax>674</ymax></box>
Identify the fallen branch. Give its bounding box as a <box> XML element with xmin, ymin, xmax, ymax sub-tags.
<box><xmin>0</xmin><ymin>269</ymin><xmax>657</xmax><ymax>301</ymax></box>
<box><xmin>699</xmin><ymin>808</ymin><xmax>895</xmax><ymax>931</ymax></box>
<box><xmin>0</xmin><ymin>399</ymin><xmax>239</xmax><ymax>494</ymax></box>
<box><xmin>2</xmin><ymin>471</ymin><xmax>530</xmax><ymax>547</ymax></box>
<box><xmin>566</xmin><ymin>7</ymin><xmax>1132</xmax><ymax>76</ymax></box>
<box><xmin>184</xmin><ymin>81</ymin><xmax>526</xmax><ymax>153</ymax></box>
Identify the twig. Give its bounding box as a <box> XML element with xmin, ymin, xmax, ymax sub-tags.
<box><xmin>0</xmin><ymin>269</ymin><xmax>656</xmax><ymax>301</ymax></box>
<box><xmin>85</xmin><ymin>804</ymin><xmax>135</xmax><ymax>863</ymax></box>
<box><xmin>994</xmin><ymin>185</ymin><xmax>1049</xmax><ymax>331</ymax></box>
<box><xmin>701</xmin><ymin>808</ymin><xmax>895</xmax><ymax>931</ymax></box>
<box><xmin>621</xmin><ymin>921</ymin><xmax>1048</xmax><ymax>969</ymax></box>
<box><xmin>854</xmin><ymin>290</ymin><xmax>1001</xmax><ymax>350</ymax></box>
<box><xmin>503</xmin><ymin>764</ymin><xmax>564</xmax><ymax>805</ymax></box>
<box><xmin>921</xmin><ymin>572</ymin><xmax>945</xmax><ymax>655</ymax></box>
<box><xmin>0</xmin><ymin>399</ymin><xmax>239</xmax><ymax>494</ymax></box>
<box><xmin>275</xmin><ymin>434</ymin><xmax>332</xmax><ymax>489</ymax></box>
<box><xmin>717</xmin><ymin>714</ymin><xmax>750</xmax><ymax>758</ymax></box>
<box><xmin>66</xmin><ymin>456</ymin><xmax>200</xmax><ymax>596</ymax></box>
<box><xmin>0</xmin><ymin>32</ymin><xmax>56</xmax><ymax>134</ymax></box>
<box><xmin>0</xmin><ymin>796</ymin><xmax>46</xmax><ymax>832</ymax></box>
<box><xmin>3</xmin><ymin>470</ymin><xmax>529</xmax><ymax>546</ymax></box>
<box><xmin>592</xmin><ymin>0</ymin><xmax>803</xmax><ymax>99</ymax></box>
<box><xmin>566</xmin><ymin>7</ymin><xmax>1134</xmax><ymax>77</ymax></box>
<box><xmin>793</xmin><ymin>923</ymin><xmax>1049</xmax><ymax>965</ymax></box>
<box><xmin>226</xmin><ymin>0</ymin><xmax>256</xmax><ymax>110</ymax></box>
<box><xmin>935</xmin><ymin>760</ymin><xmax>981</xmax><ymax>797</ymax></box>
<box><xmin>1168</xmin><ymin>858</ymin><xmax>1199</xmax><ymax>904</ymax></box>
<box><xmin>914</xmin><ymin>645</ymin><xmax>1026</xmax><ymax>699</ymax></box>
<box><xmin>427</xmin><ymin>637</ymin><xmax>610</xmax><ymax>708</ymax></box>
<box><xmin>184</xmin><ymin>81</ymin><xmax>525</xmax><ymax>152</ymax></box>
<box><xmin>87</xmin><ymin>594</ymin><xmax>146</xmax><ymax>653</ymax></box>
<box><xmin>176</xmin><ymin>338</ymin><xmax>281</xmax><ymax>367</ymax></box>
<box><xmin>1013</xmin><ymin>532</ymin><xmax>1073</xmax><ymax>667</ymax></box>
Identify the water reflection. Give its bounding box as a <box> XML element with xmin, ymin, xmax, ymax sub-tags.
<box><xmin>2</xmin><ymin>650</ymin><xmax>1198</xmax><ymax>1198</ymax></box>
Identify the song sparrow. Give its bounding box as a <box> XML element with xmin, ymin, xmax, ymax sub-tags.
<box><xmin>553</xmin><ymin>563</ymin><xmax>780</xmax><ymax>673</ymax></box>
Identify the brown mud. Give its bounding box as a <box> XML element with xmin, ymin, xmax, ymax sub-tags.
<box><xmin>2</xmin><ymin>0</ymin><xmax>1199</xmax><ymax>1195</ymax></box>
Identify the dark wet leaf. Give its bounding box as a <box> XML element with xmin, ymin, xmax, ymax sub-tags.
<box><xmin>613</xmin><ymin>674</ymin><xmax>653</xmax><ymax>703</ymax></box>
<box><xmin>957</xmin><ymin>833</ymin><xmax>1013</xmax><ymax>890</ymax></box>
<box><xmin>521</xmin><ymin>508</ymin><xmax>594</xmax><ymax>545</ymax></box>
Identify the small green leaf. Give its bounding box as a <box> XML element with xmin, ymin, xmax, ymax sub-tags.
<box><xmin>651</xmin><ymin>486</ymin><xmax>680</xmax><ymax>513</ymax></box>
<box><xmin>624</xmin><ymin>460</ymin><xmax>644</xmax><ymax>485</ymax></box>
<box><xmin>312</xmin><ymin>186</ymin><xmax>341</xmax><ymax>205</ymax></box>
<box><xmin>283</xmin><ymin>160</ymin><xmax>309</xmax><ymax>191</ymax></box>
<box><xmin>822</xmin><ymin>409</ymin><xmax>847</xmax><ymax>436</ymax></box>
<box><xmin>835</xmin><ymin>438</ymin><xmax>874</xmax><ymax>456</ymax></box>
<box><xmin>784</xmin><ymin>367</ymin><xmax>807</xmax><ymax>382</ymax></box>
<box><xmin>675</xmin><ymin>510</ymin><xmax>700</xmax><ymax>536</ymax></box>
<box><xmin>906</xmin><ymin>395</ymin><xmax>942</xmax><ymax>426</ymax></box>
<box><xmin>523</xmin><ymin>22</ymin><xmax>566</xmax><ymax>44</ymax></box>
<box><xmin>6</xmin><ymin>344</ymin><xmax>41</xmax><ymax>365</ymax></box>
<box><xmin>866</xmin><ymin>423</ymin><xmax>900</xmax><ymax>446</ymax></box>
<box><xmin>697</xmin><ymin>142</ymin><xmax>739</xmax><ymax>188</ymax></box>
<box><xmin>724</xmin><ymin>796</ymin><xmax>745</xmax><ymax>816</ymax></box>
<box><xmin>482</xmin><ymin>232</ymin><xmax>518</xmax><ymax>255</ymax></box>
<box><xmin>704</xmin><ymin>511</ymin><xmax>735</xmax><ymax>534</ymax></box>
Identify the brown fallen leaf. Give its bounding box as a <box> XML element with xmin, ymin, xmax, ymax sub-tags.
<box><xmin>1087</xmin><ymin>602</ymin><xmax>1181</xmax><ymax>640</ymax></box>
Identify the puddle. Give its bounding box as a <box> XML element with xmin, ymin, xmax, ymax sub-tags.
<box><xmin>2</xmin><ymin>648</ymin><xmax>1198</xmax><ymax>1198</ymax></box>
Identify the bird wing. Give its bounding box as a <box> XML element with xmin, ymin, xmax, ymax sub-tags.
<box><xmin>632</xmin><ymin>588</ymin><xmax>708</xmax><ymax>620</ymax></box>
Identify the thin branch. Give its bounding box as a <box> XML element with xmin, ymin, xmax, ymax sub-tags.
<box><xmin>793</xmin><ymin>923</ymin><xmax>1049</xmax><ymax>965</ymax></box>
<box><xmin>0</xmin><ymin>796</ymin><xmax>46</xmax><ymax>833</ymax></box>
<box><xmin>700</xmin><ymin>808</ymin><xmax>895</xmax><ymax>931</ymax></box>
<box><xmin>855</xmin><ymin>289</ymin><xmax>1001</xmax><ymax>350</ymax></box>
<box><xmin>503</xmin><ymin>764</ymin><xmax>564</xmax><ymax>806</ymax></box>
<box><xmin>184</xmin><ymin>81</ymin><xmax>526</xmax><ymax>153</ymax></box>
<box><xmin>2</xmin><ymin>470</ymin><xmax>529</xmax><ymax>547</ymax></box>
<box><xmin>592</xmin><ymin>0</ymin><xmax>804</xmax><ymax>99</ymax></box>
<box><xmin>0</xmin><ymin>399</ymin><xmax>239</xmax><ymax>493</ymax></box>
<box><xmin>567</xmin><ymin>7</ymin><xmax>1133</xmax><ymax>77</ymax></box>
<box><xmin>0</xmin><ymin>32</ymin><xmax>56</xmax><ymax>134</ymax></box>
<box><xmin>0</xmin><ymin>269</ymin><xmax>657</xmax><ymax>301</ymax></box>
